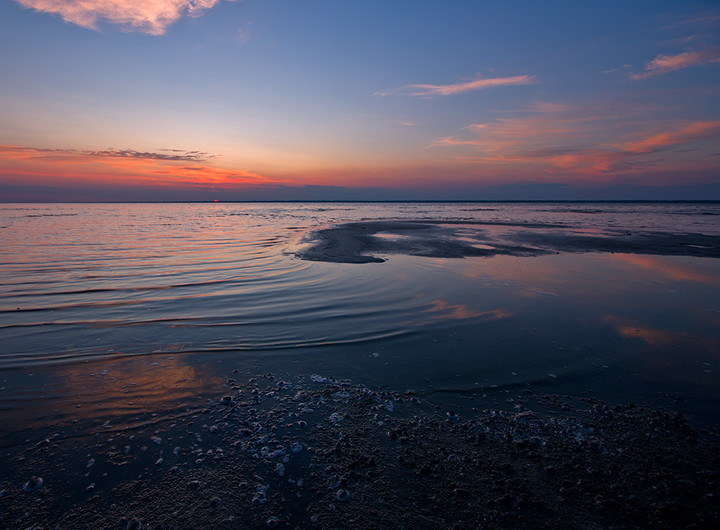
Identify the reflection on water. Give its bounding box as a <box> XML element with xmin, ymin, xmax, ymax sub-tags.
<box><xmin>0</xmin><ymin>354</ymin><xmax>218</xmax><ymax>441</ymax></box>
<box><xmin>1</xmin><ymin>202</ymin><xmax>719</xmax><ymax>441</ymax></box>
<box><xmin>605</xmin><ymin>315</ymin><xmax>719</xmax><ymax>350</ymax></box>
<box><xmin>609</xmin><ymin>253</ymin><xmax>719</xmax><ymax>284</ymax></box>
<box><xmin>422</xmin><ymin>300</ymin><xmax>511</xmax><ymax>322</ymax></box>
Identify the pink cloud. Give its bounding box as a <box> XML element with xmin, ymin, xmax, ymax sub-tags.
<box><xmin>432</xmin><ymin>102</ymin><xmax>720</xmax><ymax>180</ymax></box>
<box><xmin>621</xmin><ymin>121</ymin><xmax>720</xmax><ymax>153</ymax></box>
<box><xmin>374</xmin><ymin>74</ymin><xmax>535</xmax><ymax>97</ymax></box>
<box><xmin>668</xmin><ymin>10</ymin><xmax>720</xmax><ymax>29</ymax></box>
<box><xmin>431</xmin><ymin>103</ymin><xmax>606</xmax><ymax>156</ymax></box>
<box><xmin>0</xmin><ymin>144</ymin><xmax>275</xmax><ymax>188</ymax></box>
<box><xmin>631</xmin><ymin>48</ymin><xmax>720</xmax><ymax>79</ymax></box>
<box><xmin>14</xmin><ymin>0</ymin><xmax>225</xmax><ymax>35</ymax></box>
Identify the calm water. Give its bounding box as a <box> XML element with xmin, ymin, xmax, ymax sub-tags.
<box><xmin>1</xmin><ymin>202</ymin><xmax>719</xmax><ymax>440</ymax></box>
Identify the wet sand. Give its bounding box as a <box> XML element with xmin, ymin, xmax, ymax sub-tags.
<box><xmin>2</xmin><ymin>373</ymin><xmax>719</xmax><ymax>529</ymax></box>
<box><xmin>296</xmin><ymin>220</ymin><xmax>720</xmax><ymax>263</ymax></box>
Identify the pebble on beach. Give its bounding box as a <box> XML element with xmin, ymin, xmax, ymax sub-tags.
<box><xmin>22</xmin><ymin>477</ymin><xmax>43</xmax><ymax>492</ymax></box>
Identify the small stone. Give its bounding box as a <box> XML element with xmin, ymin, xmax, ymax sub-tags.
<box><xmin>334</xmin><ymin>488</ymin><xmax>351</xmax><ymax>501</ymax></box>
<box><xmin>266</xmin><ymin>517</ymin><xmax>278</xmax><ymax>527</ymax></box>
<box><xmin>252</xmin><ymin>492</ymin><xmax>266</xmax><ymax>505</ymax></box>
<box><xmin>23</xmin><ymin>476</ymin><xmax>43</xmax><ymax>492</ymax></box>
<box><xmin>220</xmin><ymin>395</ymin><xmax>233</xmax><ymax>405</ymax></box>
<box><xmin>275</xmin><ymin>463</ymin><xmax>285</xmax><ymax>477</ymax></box>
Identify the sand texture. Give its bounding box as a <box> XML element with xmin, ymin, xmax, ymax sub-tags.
<box><xmin>2</xmin><ymin>373</ymin><xmax>719</xmax><ymax>529</ymax></box>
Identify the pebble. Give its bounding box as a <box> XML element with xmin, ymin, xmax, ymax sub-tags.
<box><xmin>334</xmin><ymin>488</ymin><xmax>351</xmax><ymax>501</ymax></box>
<box><xmin>266</xmin><ymin>516</ymin><xmax>278</xmax><ymax>527</ymax></box>
<box><xmin>220</xmin><ymin>396</ymin><xmax>233</xmax><ymax>405</ymax></box>
<box><xmin>252</xmin><ymin>484</ymin><xmax>269</xmax><ymax>505</ymax></box>
<box><xmin>22</xmin><ymin>476</ymin><xmax>43</xmax><ymax>492</ymax></box>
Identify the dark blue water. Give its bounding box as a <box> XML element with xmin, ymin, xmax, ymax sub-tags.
<box><xmin>1</xmin><ymin>202</ymin><xmax>719</xmax><ymax>439</ymax></box>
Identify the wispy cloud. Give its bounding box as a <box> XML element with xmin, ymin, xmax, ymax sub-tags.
<box><xmin>374</xmin><ymin>74</ymin><xmax>535</xmax><ymax>97</ymax></box>
<box><xmin>667</xmin><ymin>10</ymin><xmax>720</xmax><ymax>29</ymax></box>
<box><xmin>630</xmin><ymin>48</ymin><xmax>720</xmax><ymax>79</ymax></box>
<box><xmin>0</xmin><ymin>143</ymin><xmax>276</xmax><ymax>191</ymax></box>
<box><xmin>14</xmin><ymin>0</ymin><xmax>227</xmax><ymax>35</ymax></box>
<box><xmin>0</xmin><ymin>145</ymin><xmax>216</xmax><ymax>162</ymax></box>
<box><xmin>432</xmin><ymin>102</ymin><xmax>720</xmax><ymax>179</ymax></box>
<box><xmin>621</xmin><ymin>121</ymin><xmax>720</xmax><ymax>153</ymax></box>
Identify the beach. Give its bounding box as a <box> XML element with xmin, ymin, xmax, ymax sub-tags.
<box><xmin>2</xmin><ymin>372</ymin><xmax>719</xmax><ymax>529</ymax></box>
<box><xmin>1</xmin><ymin>202</ymin><xmax>719</xmax><ymax>527</ymax></box>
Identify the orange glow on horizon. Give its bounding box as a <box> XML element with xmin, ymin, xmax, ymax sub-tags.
<box><xmin>2</xmin><ymin>113</ymin><xmax>720</xmax><ymax>195</ymax></box>
<box><xmin>0</xmin><ymin>144</ymin><xmax>286</xmax><ymax>190</ymax></box>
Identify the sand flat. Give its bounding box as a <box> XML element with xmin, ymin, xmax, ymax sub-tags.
<box><xmin>297</xmin><ymin>219</ymin><xmax>720</xmax><ymax>263</ymax></box>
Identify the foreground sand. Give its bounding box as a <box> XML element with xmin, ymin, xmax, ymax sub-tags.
<box><xmin>2</xmin><ymin>372</ymin><xmax>718</xmax><ymax>529</ymax></box>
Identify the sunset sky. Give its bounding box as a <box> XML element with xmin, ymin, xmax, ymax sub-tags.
<box><xmin>1</xmin><ymin>0</ymin><xmax>719</xmax><ymax>201</ymax></box>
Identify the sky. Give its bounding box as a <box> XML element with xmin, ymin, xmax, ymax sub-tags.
<box><xmin>1</xmin><ymin>0</ymin><xmax>719</xmax><ymax>201</ymax></box>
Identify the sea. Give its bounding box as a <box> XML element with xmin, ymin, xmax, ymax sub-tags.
<box><xmin>1</xmin><ymin>202</ymin><xmax>719</xmax><ymax>445</ymax></box>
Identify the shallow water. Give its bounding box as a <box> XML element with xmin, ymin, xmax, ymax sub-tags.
<box><xmin>1</xmin><ymin>202</ymin><xmax>719</xmax><ymax>441</ymax></box>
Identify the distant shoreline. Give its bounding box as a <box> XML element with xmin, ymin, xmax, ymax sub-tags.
<box><xmin>2</xmin><ymin>200</ymin><xmax>720</xmax><ymax>204</ymax></box>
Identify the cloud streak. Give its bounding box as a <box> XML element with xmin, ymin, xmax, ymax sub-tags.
<box><xmin>621</xmin><ymin>121</ymin><xmax>720</xmax><ymax>153</ymax></box>
<box><xmin>0</xmin><ymin>145</ymin><xmax>216</xmax><ymax>162</ymax></box>
<box><xmin>631</xmin><ymin>48</ymin><xmax>720</xmax><ymax>79</ymax></box>
<box><xmin>374</xmin><ymin>74</ymin><xmax>535</xmax><ymax>97</ymax></box>
<box><xmin>432</xmin><ymin>103</ymin><xmax>720</xmax><ymax>180</ymax></box>
<box><xmin>14</xmin><ymin>0</ymin><xmax>225</xmax><ymax>35</ymax></box>
<box><xmin>0</xmin><ymin>144</ymin><xmax>273</xmax><ymax>190</ymax></box>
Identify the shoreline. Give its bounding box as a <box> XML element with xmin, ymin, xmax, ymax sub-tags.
<box><xmin>2</xmin><ymin>373</ymin><xmax>718</xmax><ymax>529</ymax></box>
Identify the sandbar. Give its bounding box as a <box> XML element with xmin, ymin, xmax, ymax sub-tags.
<box><xmin>296</xmin><ymin>220</ymin><xmax>720</xmax><ymax>263</ymax></box>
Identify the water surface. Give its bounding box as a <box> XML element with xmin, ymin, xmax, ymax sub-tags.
<box><xmin>1</xmin><ymin>202</ymin><xmax>719</xmax><ymax>441</ymax></box>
